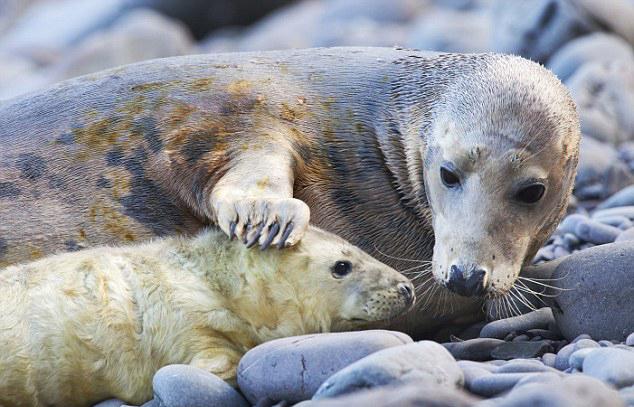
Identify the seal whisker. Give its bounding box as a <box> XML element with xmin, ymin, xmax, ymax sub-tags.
<box><xmin>517</xmin><ymin>277</ymin><xmax>572</xmax><ymax>291</ymax></box>
<box><xmin>508</xmin><ymin>288</ymin><xmax>537</xmax><ymax>312</ymax></box>
<box><xmin>514</xmin><ymin>280</ymin><xmax>559</xmax><ymax>300</ymax></box>
<box><xmin>372</xmin><ymin>244</ymin><xmax>427</xmax><ymax>264</ymax></box>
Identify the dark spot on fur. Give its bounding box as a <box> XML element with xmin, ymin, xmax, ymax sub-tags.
<box><xmin>64</xmin><ymin>240</ymin><xmax>82</xmax><ymax>252</ymax></box>
<box><xmin>134</xmin><ymin>116</ymin><xmax>162</xmax><ymax>153</ymax></box>
<box><xmin>106</xmin><ymin>148</ymin><xmax>125</xmax><ymax>166</ymax></box>
<box><xmin>56</xmin><ymin>132</ymin><xmax>75</xmax><ymax>145</ymax></box>
<box><xmin>17</xmin><ymin>153</ymin><xmax>46</xmax><ymax>180</ymax></box>
<box><xmin>0</xmin><ymin>182</ymin><xmax>21</xmax><ymax>198</ymax></box>
<box><xmin>47</xmin><ymin>176</ymin><xmax>66</xmax><ymax>189</ymax></box>
<box><xmin>0</xmin><ymin>238</ymin><xmax>7</xmax><ymax>259</ymax></box>
<box><xmin>96</xmin><ymin>176</ymin><xmax>112</xmax><ymax>188</ymax></box>
<box><xmin>181</xmin><ymin>131</ymin><xmax>218</xmax><ymax>163</ymax></box>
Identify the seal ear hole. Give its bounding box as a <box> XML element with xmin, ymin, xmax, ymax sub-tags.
<box><xmin>515</xmin><ymin>183</ymin><xmax>546</xmax><ymax>204</ymax></box>
<box><xmin>332</xmin><ymin>260</ymin><xmax>352</xmax><ymax>279</ymax></box>
<box><xmin>440</xmin><ymin>166</ymin><xmax>460</xmax><ymax>188</ymax></box>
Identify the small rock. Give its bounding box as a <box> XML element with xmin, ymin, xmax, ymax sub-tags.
<box><xmin>575</xmin><ymin>220</ymin><xmax>622</xmax><ymax>244</ymax></box>
<box><xmin>549</xmin><ymin>242</ymin><xmax>634</xmax><ymax>341</ymax></box>
<box><xmin>555</xmin><ymin>344</ymin><xmax>575</xmax><ymax>371</ymax></box>
<box><xmin>492</xmin><ymin>375</ymin><xmax>625</xmax><ymax>407</ymax></box>
<box><xmin>616</xmin><ymin>228</ymin><xmax>634</xmax><ymax>242</ymax></box>
<box><xmin>490</xmin><ymin>0</ymin><xmax>595</xmax><ymax>62</ymax></box>
<box><xmin>312</xmin><ymin>341</ymin><xmax>463</xmax><ymax>400</ymax></box>
<box><xmin>299</xmin><ymin>382</ymin><xmax>478</xmax><ymax>407</ymax></box>
<box><xmin>583</xmin><ymin>348</ymin><xmax>634</xmax><ymax>388</ymax></box>
<box><xmin>513</xmin><ymin>372</ymin><xmax>562</xmax><ymax>388</ymax></box>
<box><xmin>626</xmin><ymin>333</ymin><xmax>634</xmax><ymax>346</ymax></box>
<box><xmin>541</xmin><ymin>353</ymin><xmax>556</xmax><ymax>368</ymax></box>
<box><xmin>599</xmin><ymin>340</ymin><xmax>614</xmax><ymax>347</ymax></box>
<box><xmin>620</xmin><ymin>385</ymin><xmax>634</xmax><ymax>406</ymax></box>
<box><xmin>92</xmin><ymin>400</ymin><xmax>126</xmax><ymax>407</ymax></box>
<box><xmin>497</xmin><ymin>359</ymin><xmax>557</xmax><ymax>374</ymax></box>
<box><xmin>568</xmin><ymin>348</ymin><xmax>598</xmax><ymax>370</ymax></box>
<box><xmin>480</xmin><ymin>308</ymin><xmax>555</xmax><ymax>339</ymax></box>
<box><xmin>557</xmin><ymin>214</ymin><xmax>589</xmax><ymax>235</ymax></box>
<box><xmin>237</xmin><ymin>330</ymin><xmax>412</xmax><ymax>404</ymax></box>
<box><xmin>469</xmin><ymin>373</ymin><xmax>541</xmax><ymax>397</ymax></box>
<box><xmin>512</xmin><ymin>334</ymin><xmax>530</xmax><ymax>342</ymax></box>
<box><xmin>526</xmin><ymin>329</ymin><xmax>562</xmax><ymax>340</ymax></box>
<box><xmin>152</xmin><ymin>365</ymin><xmax>249</xmax><ymax>407</ymax></box>
<box><xmin>593</xmin><ymin>206</ymin><xmax>634</xmax><ymax>221</ymax></box>
<box><xmin>598</xmin><ymin>186</ymin><xmax>634</xmax><ymax>210</ymax></box>
<box><xmin>574</xmin><ymin>338</ymin><xmax>599</xmax><ymax>349</ymax></box>
<box><xmin>491</xmin><ymin>341</ymin><xmax>553</xmax><ymax>360</ymax></box>
<box><xmin>462</xmin><ymin>366</ymin><xmax>493</xmax><ymax>391</ymax></box>
<box><xmin>547</xmin><ymin>33</ymin><xmax>634</xmax><ymax>82</ymax></box>
<box><xmin>442</xmin><ymin>338</ymin><xmax>505</xmax><ymax>361</ymax></box>
<box><xmin>595</xmin><ymin>215</ymin><xmax>633</xmax><ymax>229</ymax></box>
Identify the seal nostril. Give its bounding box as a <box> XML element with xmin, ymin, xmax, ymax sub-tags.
<box><xmin>398</xmin><ymin>283</ymin><xmax>414</xmax><ymax>304</ymax></box>
<box><xmin>465</xmin><ymin>268</ymin><xmax>487</xmax><ymax>297</ymax></box>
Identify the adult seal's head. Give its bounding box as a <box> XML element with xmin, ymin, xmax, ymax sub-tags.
<box><xmin>241</xmin><ymin>226</ymin><xmax>416</xmax><ymax>331</ymax></box>
<box><xmin>394</xmin><ymin>53</ymin><xmax>580</xmax><ymax>298</ymax></box>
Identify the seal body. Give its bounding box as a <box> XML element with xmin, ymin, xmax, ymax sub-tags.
<box><xmin>0</xmin><ymin>47</ymin><xmax>580</xmax><ymax>334</ymax></box>
<box><xmin>0</xmin><ymin>226</ymin><xmax>412</xmax><ymax>406</ymax></box>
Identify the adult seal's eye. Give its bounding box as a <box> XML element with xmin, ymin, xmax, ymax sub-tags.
<box><xmin>332</xmin><ymin>260</ymin><xmax>352</xmax><ymax>278</ymax></box>
<box><xmin>440</xmin><ymin>165</ymin><xmax>460</xmax><ymax>188</ymax></box>
<box><xmin>516</xmin><ymin>183</ymin><xmax>546</xmax><ymax>204</ymax></box>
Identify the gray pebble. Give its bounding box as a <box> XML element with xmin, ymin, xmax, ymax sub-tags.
<box><xmin>152</xmin><ymin>365</ymin><xmax>249</xmax><ymax>407</ymax></box>
<box><xmin>237</xmin><ymin>330</ymin><xmax>411</xmax><ymax>404</ymax></box>
<box><xmin>593</xmin><ymin>206</ymin><xmax>634</xmax><ymax>221</ymax></box>
<box><xmin>299</xmin><ymin>381</ymin><xmax>478</xmax><ymax>407</ymax></box>
<box><xmin>616</xmin><ymin>228</ymin><xmax>634</xmax><ymax>242</ymax></box>
<box><xmin>497</xmin><ymin>359</ymin><xmax>557</xmax><ymax>374</ymax></box>
<box><xmin>599</xmin><ymin>340</ymin><xmax>614</xmax><ymax>347</ymax></box>
<box><xmin>513</xmin><ymin>372</ymin><xmax>563</xmax><ymax>389</ymax></box>
<box><xmin>574</xmin><ymin>338</ymin><xmax>599</xmax><ymax>349</ymax></box>
<box><xmin>555</xmin><ymin>344</ymin><xmax>576</xmax><ymax>371</ymax></box>
<box><xmin>491</xmin><ymin>341</ymin><xmax>553</xmax><ymax>361</ymax></box>
<box><xmin>557</xmin><ymin>214</ymin><xmax>588</xmax><ymax>235</ymax></box>
<box><xmin>469</xmin><ymin>373</ymin><xmax>541</xmax><ymax>397</ymax></box>
<box><xmin>575</xmin><ymin>220</ymin><xmax>621</xmax><ymax>244</ymax></box>
<box><xmin>626</xmin><ymin>333</ymin><xmax>634</xmax><ymax>346</ymax></box>
<box><xmin>547</xmin><ymin>33</ymin><xmax>634</xmax><ymax>82</ymax></box>
<box><xmin>92</xmin><ymin>400</ymin><xmax>126</xmax><ymax>407</ymax></box>
<box><xmin>541</xmin><ymin>353</ymin><xmax>556</xmax><ymax>368</ymax></box>
<box><xmin>549</xmin><ymin>242</ymin><xmax>634</xmax><ymax>341</ymax></box>
<box><xmin>442</xmin><ymin>338</ymin><xmax>505</xmax><ymax>361</ymax></box>
<box><xmin>619</xmin><ymin>385</ymin><xmax>634</xmax><ymax>406</ymax></box>
<box><xmin>492</xmin><ymin>375</ymin><xmax>625</xmax><ymax>407</ymax></box>
<box><xmin>568</xmin><ymin>348</ymin><xmax>598</xmax><ymax>370</ymax></box>
<box><xmin>553</xmin><ymin>246</ymin><xmax>570</xmax><ymax>258</ymax></box>
<box><xmin>512</xmin><ymin>334</ymin><xmax>530</xmax><ymax>342</ymax></box>
<box><xmin>526</xmin><ymin>329</ymin><xmax>561</xmax><ymax>340</ymax></box>
<box><xmin>480</xmin><ymin>308</ymin><xmax>555</xmax><ymax>339</ymax></box>
<box><xmin>572</xmin><ymin>334</ymin><xmax>593</xmax><ymax>343</ymax></box>
<box><xmin>312</xmin><ymin>341</ymin><xmax>463</xmax><ymax>400</ymax></box>
<box><xmin>583</xmin><ymin>348</ymin><xmax>634</xmax><ymax>388</ymax></box>
<box><xmin>457</xmin><ymin>360</ymin><xmax>499</xmax><ymax>373</ymax></box>
<box><xmin>595</xmin><ymin>215</ymin><xmax>632</xmax><ymax>229</ymax></box>
<box><xmin>462</xmin><ymin>366</ymin><xmax>493</xmax><ymax>391</ymax></box>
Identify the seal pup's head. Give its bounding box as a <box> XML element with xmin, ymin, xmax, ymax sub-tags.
<box><xmin>400</xmin><ymin>54</ymin><xmax>580</xmax><ymax>298</ymax></box>
<box><xmin>236</xmin><ymin>226</ymin><xmax>415</xmax><ymax>339</ymax></box>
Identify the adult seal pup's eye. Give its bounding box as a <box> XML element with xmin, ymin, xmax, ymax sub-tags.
<box><xmin>440</xmin><ymin>165</ymin><xmax>461</xmax><ymax>188</ymax></box>
<box><xmin>515</xmin><ymin>183</ymin><xmax>546</xmax><ymax>204</ymax></box>
<box><xmin>332</xmin><ymin>260</ymin><xmax>352</xmax><ymax>278</ymax></box>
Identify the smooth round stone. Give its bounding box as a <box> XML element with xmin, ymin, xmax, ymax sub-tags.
<box><xmin>92</xmin><ymin>400</ymin><xmax>126</xmax><ymax>407</ymax></box>
<box><xmin>469</xmin><ymin>373</ymin><xmax>542</xmax><ymax>397</ymax></box>
<box><xmin>616</xmin><ymin>228</ymin><xmax>634</xmax><ymax>242</ymax></box>
<box><xmin>583</xmin><ymin>348</ymin><xmax>634</xmax><ymax>388</ymax></box>
<box><xmin>620</xmin><ymin>385</ymin><xmax>634</xmax><ymax>406</ymax></box>
<box><xmin>557</xmin><ymin>214</ymin><xmax>589</xmax><ymax>235</ymax></box>
<box><xmin>312</xmin><ymin>341</ymin><xmax>463</xmax><ymax>400</ymax></box>
<box><xmin>568</xmin><ymin>348</ymin><xmax>599</xmax><ymax>370</ymax></box>
<box><xmin>574</xmin><ymin>338</ymin><xmax>599</xmax><ymax>349</ymax></box>
<box><xmin>555</xmin><ymin>344</ymin><xmax>575</xmax><ymax>371</ymax></box>
<box><xmin>575</xmin><ymin>220</ymin><xmax>622</xmax><ymax>244</ymax></box>
<box><xmin>492</xmin><ymin>375</ymin><xmax>625</xmax><ymax>407</ymax></box>
<box><xmin>562</xmin><ymin>233</ymin><xmax>580</xmax><ymax>249</ymax></box>
<box><xmin>594</xmin><ymin>215</ymin><xmax>632</xmax><ymax>229</ymax></box>
<box><xmin>626</xmin><ymin>333</ymin><xmax>634</xmax><ymax>346</ymax></box>
<box><xmin>497</xmin><ymin>359</ymin><xmax>556</xmax><ymax>374</ymax></box>
<box><xmin>598</xmin><ymin>186</ymin><xmax>634</xmax><ymax>210</ymax></box>
<box><xmin>513</xmin><ymin>372</ymin><xmax>562</xmax><ymax>388</ymax></box>
<box><xmin>599</xmin><ymin>340</ymin><xmax>614</xmax><ymax>347</ymax></box>
<box><xmin>553</xmin><ymin>246</ymin><xmax>570</xmax><ymax>258</ymax></box>
<box><xmin>541</xmin><ymin>353</ymin><xmax>556</xmax><ymax>368</ymax></box>
<box><xmin>457</xmin><ymin>360</ymin><xmax>499</xmax><ymax>373</ymax></box>
<box><xmin>574</xmin><ymin>137</ymin><xmax>634</xmax><ymax>201</ymax></box>
<box><xmin>299</xmin><ymin>382</ymin><xmax>478</xmax><ymax>407</ymax></box>
<box><xmin>237</xmin><ymin>330</ymin><xmax>412</xmax><ymax>404</ymax></box>
<box><xmin>526</xmin><ymin>329</ymin><xmax>561</xmax><ymax>340</ymax></box>
<box><xmin>490</xmin><ymin>341</ymin><xmax>553</xmax><ymax>361</ymax></box>
<box><xmin>462</xmin><ymin>366</ymin><xmax>493</xmax><ymax>391</ymax></box>
<box><xmin>512</xmin><ymin>335</ymin><xmax>530</xmax><ymax>342</ymax></box>
<box><xmin>549</xmin><ymin>242</ymin><xmax>634</xmax><ymax>341</ymax></box>
<box><xmin>567</xmin><ymin>60</ymin><xmax>634</xmax><ymax>146</ymax></box>
<box><xmin>593</xmin><ymin>207</ymin><xmax>634</xmax><ymax>221</ymax></box>
<box><xmin>547</xmin><ymin>33</ymin><xmax>634</xmax><ymax>82</ymax></box>
<box><xmin>490</xmin><ymin>0</ymin><xmax>594</xmax><ymax>62</ymax></box>
<box><xmin>406</xmin><ymin>9</ymin><xmax>491</xmax><ymax>53</ymax></box>
<box><xmin>152</xmin><ymin>365</ymin><xmax>248</xmax><ymax>407</ymax></box>
<box><xmin>480</xmin><ymin>308</ymin><xmax>555</xmax><ymax>339</ymax></box>
<box><xmin>442</xmin><ymin>338</ymin><xmax>505</xmax><ymax>361</ymax></box>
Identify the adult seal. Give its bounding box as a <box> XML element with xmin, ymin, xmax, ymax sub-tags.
<box><xmin>0</xmin><ymin>47</ymin><xmax>580</xmax><ymax>334</ymax></box>
<box><xmin>0</xmin><ymin>226</ymin><xmax>413</xmax><ymax>406</ymax></box>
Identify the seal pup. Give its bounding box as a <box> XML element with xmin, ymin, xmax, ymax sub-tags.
<box><xmin>0</xmin><ymin>226</ymin><xmax>413</xmax><ymax>407</ymax></box>
<box><xmin>0</xmin><ymin>47</ymin><xmax>580</xmax><ymax>334</ymax></box>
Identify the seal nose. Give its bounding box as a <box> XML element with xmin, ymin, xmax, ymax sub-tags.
<box><xmin>446</xmin><ymin>265</ymin><xmax>487</xmax><ymax>297</ymax></box>
<box><xmin>398</xmin><ymin>282</ymin><xmax>415</xmax><ymax>305</ymax></box>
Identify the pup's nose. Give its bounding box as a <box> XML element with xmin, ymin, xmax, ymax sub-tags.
<box><xmin>397</xmin><ymin>282</ymin><xmax>415</xmax><ymax>305</ymax></box>
<box><xmin>446</xmin><ymin>265</ymin><xmax>487</xmax><ymax>297</ymax></box>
